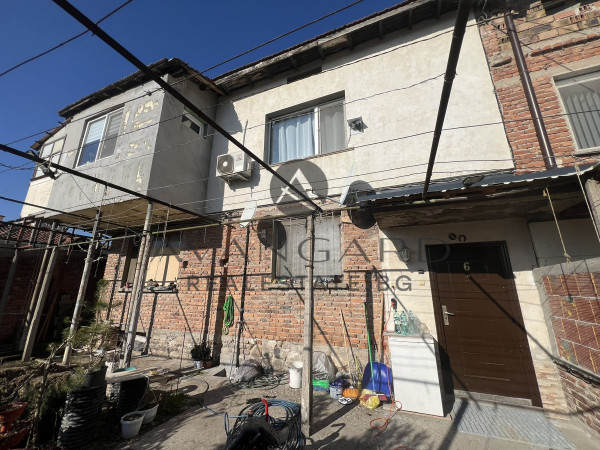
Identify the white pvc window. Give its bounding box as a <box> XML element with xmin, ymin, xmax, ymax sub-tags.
<box><xmin>269</xmin><ymin>99</ymin><xmax>345</xmax><ymax>164</ymax></box>
<box><xmin>77</xmin><ymin>109</ymin><xmax>123</xmax><ymax>166</ymax></box>
<box><xmin>556</xmin><ymin>72</ymin><xmax>600</xmax><ymax>153</ymax></box>
<box><xmin>34</xmin><ymin>138</ymin><xmax>65</xmax><ymax>178</ymax></box>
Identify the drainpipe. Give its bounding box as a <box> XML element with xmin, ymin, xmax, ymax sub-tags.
<box><xmin>505</xmin><ymin>12</ymin><xmax>556</xmax><ymax>170</ymax></box>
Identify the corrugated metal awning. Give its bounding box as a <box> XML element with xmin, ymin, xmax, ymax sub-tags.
<box><xmin>358</xmin><ymin>164</ymin><xmax>598</xmax><ymax>204</ymax></box>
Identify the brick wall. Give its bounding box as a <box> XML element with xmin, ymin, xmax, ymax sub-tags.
<box><xmin>479</xmin><ymin>1</ymin><xmax>600</xmax><ymax>172</ymax></box>
<box><xmin>557</xmin><ymin>365</ymin><xmax>600</xmax><ymax>434</ymax></box>
<box><xmin>538</xmin><ymin>263</ymin><xmax>600</xmax><ymax>434</ymax></box>
<box><xmin>544</xmin><ymin>272</ymin><xmax>600</xmax><ymax>373</ymax></box>
<box><xmin>0</xmin><ymin>248</ymin><xmax>93</xmax><ymax>345</ymax></box>
<box><xmin>104</xmin><ymin>211</ymin><xmax>383</xmax><ymax>372</ymax></box>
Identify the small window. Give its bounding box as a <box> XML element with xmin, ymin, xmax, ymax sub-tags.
<box><xmin>268</xmin><ymin>98</ymin><xmax>345</xmax><ymax>164</ymax></box>
<box><xmin>121</xmin><ymin>234</ymin><xmax>181</xmax><ymax>287</ymax></box>
<box><xmin>146</xmin><ymin>234</ymin><xmax>181</xmax><ymax>286</ymax></box>
<box><xmin>34</xmin><ymin>138</ymin><xmax>65</xmax><ymax>178</ymax></box>
<box><xmin>77</xmin><ymin>109</ymin><xmax>123</xmax><ymax>166</ymax></box>
<box><xmin>274</xmin><ymin>216</ymin><xmax>342</xmax><ymax>279</ymax></box>
<box><xmin>182</xmin><ymin>107</ymin><xmax>208</xmax><ymax>138</ymax></box>
<box><xmin>556</xmin><ymin>72</ymin><xmax>600</xmax><ymax>153</ymax></box>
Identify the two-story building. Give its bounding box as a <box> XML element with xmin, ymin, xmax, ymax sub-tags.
<box><xmin>13</xmin><ymin>0</ymin><xmax>600</xmax><ymax>431</ymax></box>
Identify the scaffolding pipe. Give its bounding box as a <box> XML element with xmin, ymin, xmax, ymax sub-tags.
<box><xmin>422</xmin><ymin>0</ymin><xmax>474</xmax><ymax>198</ymax></box>
<box><xmin>62</xmin><ymin>210</ymin><xmax>102</xmax><ymax>365</ymax></box>
<box><xmin>18</xmin><ymin>222</ymin><xmax>56</xmax><ymax>351</ymax></box>
<box><xmin>22</xmin><ymin>221</ymin><xmax>60</xmax><ymax>361</ymax></box>
<box><xmin>301</xmin><ymin>214</ymin><xmax>315</xmax><ymax>437</ymax></box>
<box><xmin>123</xmin><ymin>201</ymin><xmax>154</xmax><ymax>367</ymax></box>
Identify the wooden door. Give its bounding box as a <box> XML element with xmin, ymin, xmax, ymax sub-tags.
<box><xmin>427</xmin><ymin>242</ymin><xmax>541</xmax><ymax>406</ymax></box>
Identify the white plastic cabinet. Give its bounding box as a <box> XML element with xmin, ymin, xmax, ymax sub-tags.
<box><xmin>387</xmin><ymin>332</ymin><xmax>445</xmax><ymax>416</ymax></box>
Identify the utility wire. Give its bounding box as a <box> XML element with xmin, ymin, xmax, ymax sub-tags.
<box><xmin>200</xmin><ymin>0</ymin><xmax>365</xmax><ymax>74</ymax></box>
<box><xmin>0</xmin><ymin>0</ymin><xmax>134</xmax><ymax>79</ymax></box>
<box><xmin>3</xmin><ymin>5</ymin><xmax>528</xmax><ymax>148</ymax></box>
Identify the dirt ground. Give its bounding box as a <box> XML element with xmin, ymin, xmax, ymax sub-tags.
<box><xmin>118</xmin><ymin>355</ymin><xmax>597</xmax><ymax>450</ymax></box>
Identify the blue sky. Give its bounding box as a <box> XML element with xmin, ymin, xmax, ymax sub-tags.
<box><xmin>0</xmin><ymin>0</ymin><xmax>407</xmax><ymax>221</ymax></box>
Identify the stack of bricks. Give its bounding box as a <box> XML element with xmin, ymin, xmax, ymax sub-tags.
<box><xmin>104</xmin><ymin>211</ymin><xmax>383</xmax><ymax>373</ymax></box>
<box><xmin>478</xmin><ymin>1</ymin><xmax>600</xmax><ymax>172</ymax></box>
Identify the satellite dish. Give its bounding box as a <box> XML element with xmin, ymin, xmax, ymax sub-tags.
<box><xmin>339</xmin><ymin>162</ymin><xmax>355</xmax><ymax>205</ymax></box>
<box><xmin>240</xmin><ymin>200</ymin><xmax>257</xmax><ymax>228</ymax></box>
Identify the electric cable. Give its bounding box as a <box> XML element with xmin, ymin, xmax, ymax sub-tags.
<box><xmin>2</xmin><ymin>4</ymin><xmax>519</xmax><ymax>148</ymax></box>
<box><xmin>0</xmin><ymin>0</ymin><xmax>134</xmax><ymax>79</ymax></box>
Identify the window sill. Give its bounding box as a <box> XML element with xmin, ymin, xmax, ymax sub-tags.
<box><xmin>269</xmin><ymin>147</ymin><xmax>354</xmax><ymax>167</ymax></box>
<box><xmin>574</xmin><ymin>147</ymin><xmax>600</xmax><ymax>156</ymax></box>
<box><xmin>266</xmin><ymin>282</ymin><xmax>348</xmax><ymax>290</ymax></box>
<box><xmin>119</xmin><ymin>288</ymin><xmax>178</xmax><ymax>294</ymax></box>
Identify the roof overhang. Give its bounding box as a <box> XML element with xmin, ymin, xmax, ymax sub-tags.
<box><xmin>214</xmin><ymin>0</ymin><xmax>457</xmax><ymax>92</ymax></box>
<box><xmin>357</xmin><ymin>165</ymin><xmax>598</xmax><ymax>228</ymax></box>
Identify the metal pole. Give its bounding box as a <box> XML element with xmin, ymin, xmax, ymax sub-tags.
<box><xmin>18</xmin><ymin>223</ymin><xmax>55</xmax><ymax>351</ymax></box>
<box><xmin>22</xmin><ymin>221</ymin><xmax>60</xmax><ymax>361</ymax></box>
<box><xmin>234</xmin><ymin>225</ymin><xmax>251</xmax><ymax>368</ymax></box>
<box><xmin>62</xmin><ymin>211</ymin><xmax>102</xmax><ymax>365</ymax></box>
<box><xmin>422</xmin><ymin>0</ymin><xmax>474</xmax><ymax>198</ymax></box>
<box><xmin>123</xmin><ymin>201</ymin><xmax>154</xmax><ymax>368</ymax></box>
<box><xmin>505</xmin><ymin>12</ymin><xmax>556</xmax><ymax>170</ymax></box>
<box><xmin>301</xmin><ymin>214</ymin><xmax>315</xmax><ymax>437</ymax></box>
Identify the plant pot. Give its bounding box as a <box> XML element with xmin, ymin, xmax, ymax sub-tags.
<box><xmin>121</xmin><ymin>412</ymin><xmax>145</xmax><ymax>439</ymax></box>
<box><xmin>0</xmin><ymin>402</ymin><xmax>27</xmax><ymax>433</ymax></box>
<box><xmin>139</xmin><ymin>403</ymin><xmax>158</xmax><ymax>425</ymax></box>
<box><xmin>82</xmin><ymin>365</ymin><xmax>108</xmax><ymax>388</ymax></box>
<box><xmin>0</xmin><ymin>423</ymin><xmax>30</xmax><ymax>449</ymax></box>
<box><xmin>203</xmin><ymin>360</ymin><xmax>213</xmax><ymax>369</ymax></box>
<box><xmin>193</xmin><ymin>360</ymin><xmax>203</xmax><ymax>369</ymax></box>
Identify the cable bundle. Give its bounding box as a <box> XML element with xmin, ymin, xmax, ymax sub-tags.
<box><xmin>225</xmin><ymin>399</ymin><xmax>304</xmax><ymax>450</ymax></box>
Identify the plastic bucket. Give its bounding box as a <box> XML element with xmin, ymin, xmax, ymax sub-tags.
<box><xmin>289</xmin><ymin>361</ymin><xmax>302</xmax><ymax>388</ymax></box>
<box><xmin>121</xmin><ymin>412</ymin><xmax>144</xmax><ymax>439</ymax></box>
<box><xmin>329</xmin><ymin>385</ymin><xmax>343</xmax><ymax>399</ymax></box>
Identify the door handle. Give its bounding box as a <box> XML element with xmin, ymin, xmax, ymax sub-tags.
<box><xmin>442</xmin><ymin>305</ymin><xmax>454</xmax><ymax>325</ymax></box>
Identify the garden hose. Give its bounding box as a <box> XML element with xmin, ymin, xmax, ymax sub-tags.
<box><xmin>223</xmin><ymin>295</ymin><xmax>234</xmax><ymax>335</ymax></box>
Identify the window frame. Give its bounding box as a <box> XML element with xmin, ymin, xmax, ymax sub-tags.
<box><xmin>272</xmin><ymin>215</ymin><xmax>342</xmax><ymax>280</ymax></box>
<box><xmin>267</xmin><ymin>97</ymin><xmax>346</xmax><ymax>164</ymax></box>
<box><xmin>33</xmin><ymin>137</ymin><xmax>65</xmax><ymax>179</ymax></box>
<box><xmin>76</xmin><ymin>108</ymin><xmax>123</xmax><ymax>167</ymax></box>
<box><xmin>182</xmin><ymin>107</ymin><xmax>208</xmax><ymax>138</ymax></box>
<box><xmin>555</xmin><ymin>70</ymin><xmax>600</xmax><ymax>155</ymax></box>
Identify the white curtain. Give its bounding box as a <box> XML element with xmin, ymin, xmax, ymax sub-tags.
<box><xmin>320</xmin><ymin>101</ymin><xmax>345</xmax><ymax>154</ymax></box>
<box><xmin>271</xmin><ymin>112</ymin><xmax>315</xmax><ymax>163</ymax></box>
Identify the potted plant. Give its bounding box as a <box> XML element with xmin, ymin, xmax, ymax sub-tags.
<box><xmin>190</xmin><ymin>342</ymin><xmax>210</xmax><ymax>369</ymax></box>
<box><xmin>120</xmin><ymin>411</ymin><xmax>145</xmax><ymax>439</ymax></box>
<box><xmin>63</xmin><ymin>295</ymin><xmax>117</xmax><ymax>387</ymax></box>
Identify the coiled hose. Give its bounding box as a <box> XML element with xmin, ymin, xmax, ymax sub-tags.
<box><xmin>226</xmin><ymin>399</ymin><xmax>304</xmax><ymax>450</ymax></box>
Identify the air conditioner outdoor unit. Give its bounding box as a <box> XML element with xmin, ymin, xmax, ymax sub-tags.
<box><xmin>216</xmin><ymin>152</ymin><xmax>252</xmax><ymax>181</ymax></box>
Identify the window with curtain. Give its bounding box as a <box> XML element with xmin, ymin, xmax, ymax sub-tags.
<box><xmin>556</xmin><ymin>72</ymin><xmax>600</xmax><ymax>153</ymax></box>
<box><xmin>77</xmin><ymin>109</ymin><xmax>123</xmax><ymax>166</ymax></box>
<box><xmin>269</xmin><ymin>98</ymin><xmax>345</xmax><ymax>164</ymax></box>
<box><xmin>274</xmin><ymin>216</ymin><xmax>342</xmax><ymax>278</ymax></box>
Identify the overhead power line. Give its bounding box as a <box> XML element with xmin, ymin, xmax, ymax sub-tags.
<box><xmin>0</xmin><ymin>0</ymin><xmax>134</xmax><ymax>79</ymax></box>
<box><xmin>0</xmin><ymin>143</ymin><xmax>216</xmax><ymax>224</ymax></box>
<box><xmin>200</xmin><ymin>0</ymin><xmax>365</xmax><ymax>74</ymax></box>
<box><xmin>53</xmin><ymin>0</ymin><xmax>323</xmax><ymax>214</ymax></box>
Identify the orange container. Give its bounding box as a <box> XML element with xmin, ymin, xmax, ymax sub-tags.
<box><xmin>342</xmin><ymin>388</ymin><xmax>359</xmax><ymax>399</ymax></box>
